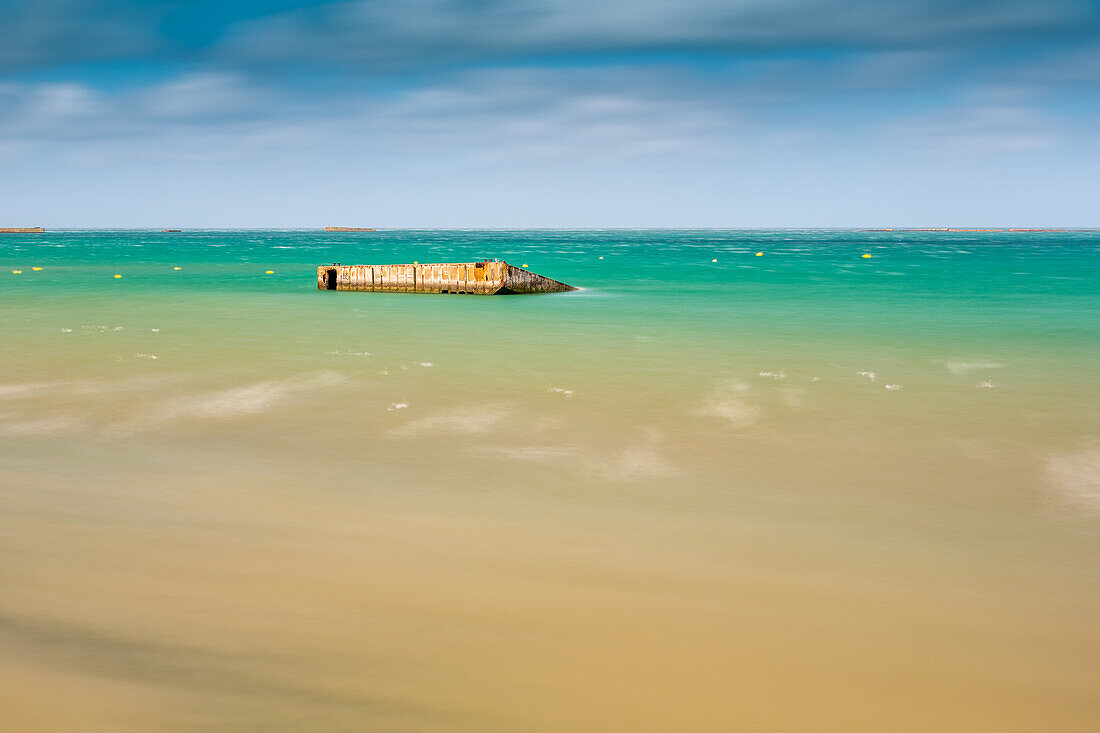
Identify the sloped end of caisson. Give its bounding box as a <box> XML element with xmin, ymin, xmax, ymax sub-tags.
<box><xmin>498</xmin><ymin>264</ymin><xmax>577</xmax><ymax>294</ymax></box>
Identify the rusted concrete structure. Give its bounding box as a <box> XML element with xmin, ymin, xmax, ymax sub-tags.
<box><xmin>0</xmin><ymin>227</ymin><xmax>44</xmax><ymax>233</ymax></box>
<box><xmin>325</xmin><ymin>227</ymin><xmax>376</xmax><ymax>232</ymax></box>
<box><xmin>317</xmin><ymin>261</ymin><xmax>575</xmax><ymax>294</ymax></box>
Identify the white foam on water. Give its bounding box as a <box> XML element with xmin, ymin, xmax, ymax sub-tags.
<box><xmin>151</xmin><ymin>328</ymin><xmax>160</xmax><ymax>332</ymax></box>
<box><xmin>417</xmin><ymin>362</ymin><xmax>433</xmax><ymax>367</ymax></box>
<box><xmin>1044</xmin><ymin>448</ymin><xmax>1100</xmax><ymax>512</ymax></box>
<box><xmin>693</xmin><ymin>380</ymin><xmax>764</xmax><ymax>429</ymax></box>
<box><xmin>595</xmin><ymin>428</ymin><xmax>678</xmax><ymax>481</ymax></box>
<box><xmin>858</xmin><ymin>371</ymin><xmax>877</xmax><ymax>382</ymax></box>
<box><xmin>549</xmin><ymin>387</ymin><xmax>574</xmax><ymax>396</ymax></box>
<box><xmin>392</xmin><ymin>403</ymin><xmax>513</xmax><ymax>436</ymax></box>
<box><xmin>157</xmin><ymin>372</ymin><xmax>347</xmax><ymax>420</ymax></box>
<box><xmin>3</xmin><ymin>376</ymin><xmax>181</xmax><ymax>403</ymax></box>
<box><xmin>0</xmin><ymin>383</ymin><xmax>54</xmax><ymax>399</ymax></box>
<box><xmin>485</xmin><ymin>445</ymin><xmax>578</xmax><ymax>461</ymax></box>
<box><xmin>779</xmin><ymin>388</ymin><xmax>808</xmax><ymax>409</ymax></box>
<box><xmin>60</xmin><ymin>328</ymin><xmax>72</xmax><ymax>333</ymax></box>
<box><xmin>0</xmin><ymin>414</ymin><xmax>82</xmax><ymax>436</ymax></box>
<box><xmin>326</xmin><ymin>350</ymin><xmax>371</xmax><ymax>357</ymax></box>
<box><xmin>387</xmin><ymin>402</ymin><xmax>408</xmax><ymax>411</ymax></box>
<box><xmin>134</xmin><ymin>353</ymin><xmax>158</xmax><ymax>360</ymax></box>
<box><xmin>378</xmin><ymin>370</ymin><xmax>390</xmax><ymax>376</ymax></box>
<box><xmin>884</xmin><ymin>384</ymin><xmax>902</xmax><ymax>390</ymax></box>
<box><xmin>528</xmin><ymin>415</ymin><xmax>568</xmax><ymax>433</ymax></box>
<box><xmin>598</xmin><ymin>448</ymin><xmax>678</xmax><ymax>480</ymax></box>
<box><xmin>945</xmin><ymin>360</ymin><xmax>1003</xmax><ymax>374</ymax></box>
<box><xmin>976</xmin><ymin>380</ymin><xmax>995</xmax><ymax>389</ymax></box>
<box><xmin>758</xmin><ymin>371</ymin><xmax>786</xmax><ymax>379</ymax></box>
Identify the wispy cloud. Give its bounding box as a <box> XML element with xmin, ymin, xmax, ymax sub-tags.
<box><xmin>0</xmin><ymin>66</ymin><xmax>739</xmax><ymax>165</ymax></box>
<box><xmin>0</xmin><ymin>0</ymin><xmax>169</xmax><ymax>73</ymax></box>
<box><xmin>888</xmin><ymin>102</ymin><xmax>1058</xmax><ymax>155</ymax></box>
<box><xmin>4</xmin><ymin>1</ymin><xmax>1097</xmax><ymax>77</ymax></box>
<box><xmin>220</xmin><ymin>0</ymin><xmax>1099</xmax><ymax>73</ymax></box>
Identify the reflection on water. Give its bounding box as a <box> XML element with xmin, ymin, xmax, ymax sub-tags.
<box><xmin>1</xmin><ymin>230</ymin><xmax>1099</xmax><ymax>731</ymax></box>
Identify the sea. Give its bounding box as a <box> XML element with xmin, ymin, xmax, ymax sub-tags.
<box><xmin>1</xmin><ymin>229</ymin><xmax>1098</xmax><ymax>731</ymax></box>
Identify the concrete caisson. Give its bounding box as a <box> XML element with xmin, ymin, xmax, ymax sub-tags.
<box><xmin>317</xmin><ymin>261</ymin><xmax>574</xmax><ymax>294</ymax></box>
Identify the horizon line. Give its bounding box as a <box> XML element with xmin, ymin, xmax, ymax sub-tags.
<box><xmin>4</xmin><ymin>226</ymin><xmax>1097</xmax><ymax>232</ymax></box>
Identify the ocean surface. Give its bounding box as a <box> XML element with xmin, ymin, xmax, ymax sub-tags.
<box><xmin>1</xmin><ymin>229</ymin><xmax>1098</xmax><ymax>731</ymax></box>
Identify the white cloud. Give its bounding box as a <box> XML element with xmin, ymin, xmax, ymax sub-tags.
<box><xmin>139</xmin><ymin>72</ymin><xmax>272</xmax><ymax>120</ymax></box>
<box><xmin>890</xmin><ymin>103</ymin><xmax>1058</xmax><ymax>155</ymax></box>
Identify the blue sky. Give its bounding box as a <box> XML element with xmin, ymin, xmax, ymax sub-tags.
<box><xmin>1</xmin><ymin>0</ymin><xmax>1098</xmax><ymax>227</ymax></box>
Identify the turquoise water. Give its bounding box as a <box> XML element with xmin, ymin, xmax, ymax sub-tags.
<box><xmin>4</xmin><ymin>229</ymin><xmax>1097</xmax><ymax>437</ymax></box>
<box><xmin>5</xmin><ymin>228</ymin><xmax>1097</xmax><ymax>376</ymax></box>
<box><xmin>2</xmin><ymin>230</ymin><xmax>1099</xmax><ymax>731</ymax></box>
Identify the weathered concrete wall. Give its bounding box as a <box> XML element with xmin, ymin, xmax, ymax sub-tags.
<box><xmin>317</xmin><ymin>261</ymin><xmax>574</xmax><ymax>294</ymax></box>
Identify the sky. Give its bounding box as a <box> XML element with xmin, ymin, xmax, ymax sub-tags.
<box><xmin>1</xmin><ymin>0</ymin><xmax>1098</xmax><ymax>227</ymax></box>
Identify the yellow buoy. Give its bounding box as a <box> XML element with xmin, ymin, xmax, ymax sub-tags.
<box><xmin>32</xmin><ymin>267</ymin><xmax>42</xmax><ymax>271</ymax></box>
<box><xmin>173</xmin><ymin>266</ymin><xmax>182</xmax><ymax>270</ymax></box>
<box><xmin>114</xmin><ymin>274</ymin><xmax>122</xmax><ymax>278</ymax></box>
<box><xmin>711</xmin><ymin>258</ymin><xmax>717</xmax><ymax>263</ymax></box>
<box><xmin>265</xmin><ymin>270</ymin><xmax>274</xmax><ymax>274</ymax></box>
<box><xmin>413</xmin><ymin>261</ymin><xmax>418</xmax><ymax>265</ymax></box>
<box><xmin>755</xmin><ymin>252</ymin><xmax>763</xmax><ymax>256</ymax></box>
<box><xmin>12</xmin><ymin>270</ymin><xmax>22</xmax><ymax>274</ymax></box>
<box><xmin>598</xmin><ymin>256</ymin><xmax>604</xmax><ymax>260</ymax></box>
<box><xmin>522</xmin><ymin>263</ymin><xmax>528</xmax><ymax>268</ymax></box>
<box><xmin>862</xmin><ymin>253</ymin><xmax>872</xmax><ymax>258</ymax></box>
